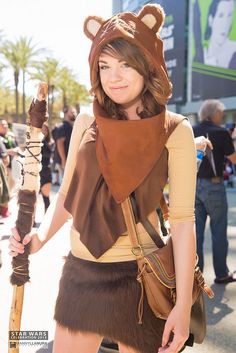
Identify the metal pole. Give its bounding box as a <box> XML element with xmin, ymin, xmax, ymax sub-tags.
<box><xmin>187</xmin><ymin>0</ymin><xmax>194</xmax><ymax>103</ymax></box>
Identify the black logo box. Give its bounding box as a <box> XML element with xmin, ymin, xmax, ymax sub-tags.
<box><xmin>9</xmin><ymin>331</ymin><xmax>48</xmax><ymax>341</ymax></box>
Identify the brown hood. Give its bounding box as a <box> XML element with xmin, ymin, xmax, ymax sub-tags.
<box><xmin>84</xmin><ymin>4</ymin><xmax>171</xmax><ymax>99</ymax></box>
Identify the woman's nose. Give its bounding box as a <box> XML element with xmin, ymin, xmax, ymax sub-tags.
<box><xmin>109</xmin><ymin>68</ymin><xmax>122</xmax><ymax>82</ymax></box>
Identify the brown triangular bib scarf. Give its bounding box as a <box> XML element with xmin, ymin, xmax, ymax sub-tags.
<box><xmin>64</xmin><ymin>102</ymin><xmax>184</xmax><ymax>258</ymax></box>
<box><xmin>95</xmin><ymin>101</ymin><xmax>170</xmax><ymax>203</ymax></box>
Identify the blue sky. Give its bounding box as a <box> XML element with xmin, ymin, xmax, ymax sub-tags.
<box><xmin>1</xmin><ymin>0</ymin><xmax>112</xmax><ymax>90</ymax></box>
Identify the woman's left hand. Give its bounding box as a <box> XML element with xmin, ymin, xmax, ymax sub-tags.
<box><xmin>158</xmin><ymin>305</ymin><xmax>190</xmax><ymax>353</ymax></box>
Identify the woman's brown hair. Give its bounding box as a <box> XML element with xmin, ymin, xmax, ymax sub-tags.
<box><xmin>91</xmin><ymin>38</ymin><xmax>172</xmax><ymax>119</ymax></box>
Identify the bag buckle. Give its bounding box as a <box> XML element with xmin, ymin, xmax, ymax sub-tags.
<box><xmin>132</xmin><ymin>245</ymin><xmax>143</xmax><ymax>257</ymax></box>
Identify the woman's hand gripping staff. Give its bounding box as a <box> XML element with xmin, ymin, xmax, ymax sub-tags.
<box><xmin>8</xmin><ymin>83</ymin><xmax>48</xmax><ymax>353</ymax></box>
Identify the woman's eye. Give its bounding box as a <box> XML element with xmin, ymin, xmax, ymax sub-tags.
<box><xmin>121</xmin><ymin>62</ymin><xmax>130</xmax><ymax>68</ymax></box>
<box><xmin>99</xmin><ymin>65</ymin><xmax>109</xmax><ymax>70</ymax></box>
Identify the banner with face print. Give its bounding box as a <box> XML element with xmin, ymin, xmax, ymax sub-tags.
<box><xmin>192</xmin><ymin>0</ymin><xmax>236</xmax><ymax>100</ymax></box>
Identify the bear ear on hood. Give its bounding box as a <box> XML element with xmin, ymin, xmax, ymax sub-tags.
<box><xmin>138</xmin><ymin>4</ymin><xmax>165</xmax><ymax>34</ymax></box>
<box><xmin>84</xmin><ymin>16</ymin><xmax>105</xmax><ymax>40</ymax></box>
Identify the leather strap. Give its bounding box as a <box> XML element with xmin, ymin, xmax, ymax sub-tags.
<box><xmin>130</xmin><ymin>195</ymin><xmax>165</xmax><ymax>248</ymax></box>
<box><xmin>121</xmin><ymin>196</ymin><xmax>166</xmax><ymax>253</ymax></box>
<box><xmin>121</xmin><ymin>197</ymin><xmax>140</xmax><ymax>249</ymax></box>
<box><xmin>140</xmin><ymin>219</ymin><xmax>165</xmax><ymax>248</ymax></box>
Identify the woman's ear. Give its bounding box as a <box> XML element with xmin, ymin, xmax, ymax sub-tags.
<box><xmin>138</xmin><ymin>4</ymin><xmax>165</xmax><ymax>34</ymax></box>
<box><xmin>84</xmin><ymin>16</ymin><xmax>105</xmax><ymax>40</ymax></box>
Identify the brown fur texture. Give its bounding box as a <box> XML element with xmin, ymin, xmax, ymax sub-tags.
<box><xmin>11</xmin><ymin>189</ymin><xmax>37</xmax><ymax>285</ymax></box>
<box><xmin>54</xmin><ymin>253</ymin><xmax>166</xmax><ymax>353</ymax></box>
<box><xmin>138</xmin><ymin>4</ymin><xmax>165</xmax><ymax>34</ymax></box>
<box><xmin>83</xmin><ymin>16</ymin><xmax>105</xmax><ymax>40</ymax></box>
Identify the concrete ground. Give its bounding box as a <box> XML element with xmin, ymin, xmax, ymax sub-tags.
<box><xmin>0</xmin><ymin>186</ymin><xmax>236</xmax><ymax>353</ymax></box>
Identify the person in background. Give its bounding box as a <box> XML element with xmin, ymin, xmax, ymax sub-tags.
<box><xmin>51</xmin><ymin>123</ymin><xmax>62</xmax><ymax>186</ymax></box>
<box><xmin>40</xmin><ymin>123</ymin><xmax>54</xmax><ymax>213</ymax></box>
<box><xmin>0</xmin><ymin>119</ymin><xmax>18</xmax><ymax>197</ymax></box>
<box><xmin>193</xmin><ymin>99</ymin><xmax>236</xmax><ymax>284</ymax></box>
<box><xmin>56</xmin><ymin>106</ymin><xmax>77</xmax><ymax>173</ymax></box>
<box><xmin>0</xmin><ymin>138</ymin><xmax>10</xmax><ymax>218</ymax></box>
<box><xmin>224</xmin><ymin>123</ymin><xmax>236</xmax><ymax>187</ymax></box>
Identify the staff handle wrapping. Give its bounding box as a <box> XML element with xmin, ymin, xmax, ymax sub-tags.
<box><xmin>8</xmin><ymin>83</ymin><xmax>48</xmax><ymax>353</ymax></box>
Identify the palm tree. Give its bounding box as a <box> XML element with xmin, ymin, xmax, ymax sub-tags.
<box><xmin>0</xmin><ymin>30</ymin><xmax>5</xmax><ymax>80</ymax></box>
<box><xmin>57</xmin><ymin>66</ymin><xmax>91</xmax><ymax>109</ymax></box>
<box><xmin>66</xmin><ymin>79</ymin><xmax>91</xmax><ymax>107</ymax></box>
<box><xmin>0</xmin><ymin>62</ymin><xmax>5</xmax><ymax>80</ymax></box>
<box><xmin>1</xmin><ymin>37</ymin><xmax>43</xmax><ymax>121</ymax></box>
<box><xmin>1</xmin><ymin>40</ymin><xmax>21</xmax><ymax>118</ymax></box>
<box><xmin>0</xmin><ymin>86</ymin><xmax>15</xmax><ymax>115</ymax></box>
<box><xmin>57</xmin><ymin>66</ymin><xmax>74</xmax><ymax>109</ymax></box>
<box><xmin>32</xmin><ymin>58</ymin><xmax>60</xmax><ymax>119</ymax></box>
<box><xmin>17</xmin><ymin>36</ymin><xmax>43</xmax><ymax>121</ymax></box>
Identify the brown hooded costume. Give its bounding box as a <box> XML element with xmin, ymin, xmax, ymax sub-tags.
<box><xmin>63</xmin><ymin>5</ymin><xmax>184</xmax><ymax>258</ymax></box>
<box><xmin>54</xmin><ymin>4</ymin><xmax>194</xmax><ymax>352</ymax></box>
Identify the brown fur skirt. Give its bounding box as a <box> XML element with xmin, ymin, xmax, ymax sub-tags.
<box><xmin>54</xmin><ymin>252</ymin><xmax>167</xmax><ymax>353</ymax></box>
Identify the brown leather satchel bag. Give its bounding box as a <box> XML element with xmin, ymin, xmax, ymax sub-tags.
<box><xmin>121</xmin><ymin>197</ymin><xmax>214</xmax><ymax>344</ymax></box>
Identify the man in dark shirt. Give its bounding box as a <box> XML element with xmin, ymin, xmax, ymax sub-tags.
<box><xmin>55</xmin><ymin>106</ymin><xmax>77</xmax><ymax>179</ymax></box>
<box><xmin>193</xmin><ymin>100</ymin><xmax>236</xmax><ymax>284</ymax></box>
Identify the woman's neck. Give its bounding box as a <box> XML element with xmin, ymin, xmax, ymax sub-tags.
<box><xmin>125</xmin><ymin>107</ymin><xmax>141</xmax><ymax>120</ymax></box>
<box><xmin>122</xmin><ymin>97</ymin><xmax>143</xmax><ymax>120</ymax></box>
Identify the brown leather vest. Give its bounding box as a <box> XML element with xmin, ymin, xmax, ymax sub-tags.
<box><xmin>64</xmin><ymin>106</ymin><xmax>184</xmax><ymax>258</ymax></box>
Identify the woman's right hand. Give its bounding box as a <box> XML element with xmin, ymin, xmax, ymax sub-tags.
<box><xmin>9</xmin><ymin>227</ymin><xmax>44</xmax><ymax>257</ymax></box>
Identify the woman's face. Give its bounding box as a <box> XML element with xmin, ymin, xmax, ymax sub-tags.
<box><xmin>209</xmin><ymin>0</ymin><xmax>234</xmax><ymax>45</ymax></box>
<box><xmin>98</xmin><ymin>52</ymin><xmax>144</xmax><ymax>108</ymax></box>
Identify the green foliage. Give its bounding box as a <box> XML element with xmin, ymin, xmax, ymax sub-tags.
<box><xmin>0</xmin><ymin>86</ymin><xmax>15</xmax><ymax>114</ymax></box>
<box><xmin>32</xmin><ymin>58</ymin><xmax>60</xmax><ymax>85</ymax></box>
<box><xmin>0</xmin><ymin>32</ymin><xmax>90</xmax><ymax>120</ymax></box>
<box><xmin>57</xmin><ymin>66</ymin><xmax>91</xmax><ymax>108</ymax></box>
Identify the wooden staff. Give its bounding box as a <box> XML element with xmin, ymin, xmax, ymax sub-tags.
<box><xmin>8</xmin><ymin>83</ymin><xmax>48</xmax><ymax>353</ymax></box>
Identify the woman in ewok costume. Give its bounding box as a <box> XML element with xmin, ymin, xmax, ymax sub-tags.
<box><xmin>9</xmin><ymin>4</ymin><xmax>198</xmax><ymax>353</ymax></box>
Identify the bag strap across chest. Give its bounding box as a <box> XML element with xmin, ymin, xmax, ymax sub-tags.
<box><xmin>121</xmin><ymin>196</ymin><xmax>166</xmax><ymax>253</ymax></box>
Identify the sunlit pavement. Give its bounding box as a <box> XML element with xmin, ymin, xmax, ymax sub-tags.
<box><xmin>0</xmin><ymin>186</ymin><xmax>236</xmax><ymax>353</ymax></box>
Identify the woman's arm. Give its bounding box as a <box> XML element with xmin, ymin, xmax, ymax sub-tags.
<box><xmin>172</xmin><ymin>222</ymin><xmax>196</xmax><ymax>310</ymax></box>
<box><xmin>160</xmin><ymin>120</ymin><xmax>197</xmax><ymax>352</ymax></box>
<box><xmin>160</xmin><ymin>222</ymin><xmax>195</xmax><ymax>352</ymax></box>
